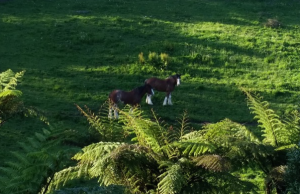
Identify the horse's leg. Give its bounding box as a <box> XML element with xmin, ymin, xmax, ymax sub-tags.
<box><xmin>108</xmin><ymin>105</ymin><xmax>113</xmax><ymax>119</ymax></box>
<box><xmin>168</xmin><ymin>93</ymin><xmax>173</xmax><ymax>105</ymax></box>
<box><xmin>113</xmin><ymin>104</ymin><xmax>119</xmax><ymax>119</ymax></box>
<box><xmin>146</xmin><ymin>94</ymin><xmax>153</xmax><ymax>105</ymax></box>
<box><xmin>163</xmin><ymin>92</ymin><xmax>169</xmax><ymax>106</ymax></box>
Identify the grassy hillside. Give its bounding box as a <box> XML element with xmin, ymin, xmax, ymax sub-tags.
<box><xmin>1</xmin><ymin>0</ymin><xmax>300</xmax><ymax>173</ymax></box>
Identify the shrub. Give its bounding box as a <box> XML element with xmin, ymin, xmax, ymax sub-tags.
<box><xmin>148</xmin><ymin>51</ymin><xmax>160</xmax><ymax>66</ymax></box>
<box><xmin>285</xmin><ymin>145</ymin><xmax>300</xmax><ymax>193</ymax></box>
<box><xmin>160</xmin><ymin>52</ymin><xmax>171</xmax><ymax>68</ymax></box>
<box><xmin>147</xmin><ymin>51</ymin><xmax>172</xmax><ymax>70</ymax></box>
<box><xmin>265</xmin><ymin>19</ymin><xmax>281</xmax><ymax>28</ymax></box>
<box><xmin>138</xmin><ymin>52</ymin><xmax>145</xmax><ymax>64</ymax></box>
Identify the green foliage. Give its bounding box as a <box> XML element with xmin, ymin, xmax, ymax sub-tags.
<box><xmin>138</xmin><ymin>52</ymin><xmax>145</xmax><ymax>64</ymax></box>
<box><xmin>158</xmin><ymin>162</ymin><xmax>187</xmax><ymax>194</ymax></box>
<box><xmin>52</xmin><ymin>185</ymin><xmax>125</xmax><ymax>194</ymax></box>
<box><xmin>193</xmin><ymin>154</ymin><xmax>231</xmax><ymax>172</ymax></box>
<box><xmin>0</xmin><ymin>69</ymin><xmax>25</xmax><ymax>126</ymax></box>
<box><xmin>241</xmin><ymin>88</ymin><xmax>300</xmax><ymax>148</ymax></box>
<box><xmin>241</xmin><ymin>88</ymin><xmax>300</xmax><ymax>192</ymax></box>
<box><xmin>286</xmin><ymin>145</ymin><xmax>300</xmax><ymax>193</ymax></box>
<box><xmin>144</xmin><ymin>51</ymin><xmax>172</xmax><ymax>70</ymax></box>
<box><xmin>0</xmin><ymin>124</ymin><xmax>79</xmax><ymax>194</ymax></box>
<box><xmin>51</xmin><ymin>104</ymin><xmax>258</xmax><ymax>194</ymax></box>
<box><xmin>2</xmin><ymin>0</ymin><xmax>300</xmax><ymax>193</ymax></box>
<box><xmin>0</xmin><ymin>69</ymin><xmax>24</xmax><ymax>96</ymax></box>
<box><xmin>76</xmin><ymin>101</ymin><xmax>123</xmax><ymax>142</ymax></box>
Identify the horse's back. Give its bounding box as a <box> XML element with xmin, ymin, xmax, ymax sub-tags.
<box><xmin>146</xmin><ymin>77</ymin><xmax>174</xmax><ymax>92</ymax></box>
<box><xmin>109</xmin><ymin>89</ymin><xmax>138</xmax><ymax>105</ymax></box>
<box><xmin>145</xmin><ymin>77</ymin><xmax>165</xmax><ymax>91</ymax></box>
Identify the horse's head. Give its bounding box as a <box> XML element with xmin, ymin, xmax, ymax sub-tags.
<box><xmin>145</xmin><ymin>84</ymin><xmax>154</xmax><ymax>96</ymax></box>
<box><xmin>175</xmin><ymin>74</ymin><xmax>181</xmax><ymax>86</ymax></box>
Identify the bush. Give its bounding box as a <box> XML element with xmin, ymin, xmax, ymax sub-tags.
<box><xmin>285</xmin><ymin>145</ymin><xmax>300</xmax><ymax>193</ymax></box>
<box><xmin>264</xmin><ymin>19</ymin><xmax>281</xmax><ymax>28</ymax></box>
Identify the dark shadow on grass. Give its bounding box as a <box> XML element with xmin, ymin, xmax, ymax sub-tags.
<box><xmin>1</xmin><ymin>0</ymin><xmax>299</xmax><ymax>127</ymax></box>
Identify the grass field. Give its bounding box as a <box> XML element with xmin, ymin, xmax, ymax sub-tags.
<box><xmin>1</xmin><ymin>0</ymin><xmax>300</xmax><ymax>191</ymax></box>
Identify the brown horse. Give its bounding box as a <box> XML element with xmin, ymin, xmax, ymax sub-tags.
<box><xmin>145</xmin><ymin>74</ymin><xmax>181</xmax><ymax>105</ymax></box>
<box><xmin>108</xmin><ymin>84</ymin><xmax>153</xmax><ymax>119</ymax></box>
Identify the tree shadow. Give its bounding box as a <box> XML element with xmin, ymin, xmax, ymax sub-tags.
<box><xmin>1</xmin><ymin>0</ymin><xmax>299</xmax><ymax>126</ymax></box>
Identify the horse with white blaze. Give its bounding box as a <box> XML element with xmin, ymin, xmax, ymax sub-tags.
<box><xmin>145</xmin><ymin>74</ymin><xmax>181</xmax><ymax>105</ymax></box>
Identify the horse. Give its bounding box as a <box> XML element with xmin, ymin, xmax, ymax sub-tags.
<box><xmin>108</xmin><ymin>84</ymin><xmax>154</xmax><ymax>119</ymax></box>
<box><xmin>145</xmin><ymin>74</ymin><xmax>181</xmax><ymax>105</ymax></box>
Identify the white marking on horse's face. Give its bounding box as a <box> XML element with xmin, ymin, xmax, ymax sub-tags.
<box><xmin>177</xmin><ymin>78</ymin><xmax>180</xmax><ymax>86</ymax></box>
<box><xmin>117</xmin><ymin>93</ymin><xmax>122</xmax><ymax>102</ymax></box>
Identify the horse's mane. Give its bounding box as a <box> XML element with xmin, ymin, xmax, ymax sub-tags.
<box><xmin>168</xmin><ymin>74</ymin><xmax>180</xmax><ymax>79</ymax></box>
<box><xmin>135</xmin><ymin>85</ymin><xmax>146</xmax><ymax>94</ymax></box>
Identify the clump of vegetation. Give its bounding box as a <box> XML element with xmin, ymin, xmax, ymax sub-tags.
<box><xmin>264</xmin><ymin>19</ymin><xmax>282</xmax><ymax>28</ymax></box>
<box><xmin>41</xmin><ymin>89</ymin><xmax>300</xmax><ymax>193</ymax></box>
<box><xmin>148</xmin><ymin>51</ymin><xmax>160</xmax><ymax>67</ymax></box>
<box><xmin>138</xmin><ymin>51</ymin><xmax>172</xmax><ymax>70</ymax></box>
<box><xmin>138</xmin><ymin>52</ymin><xmax>145</xmax><ymax>64</ymax></box>
<box><xmin>160</xmin><ymin>52</ymin><xmax>171</xmax><ymax>67</ymax></box>
<box><xmin>286</xmin><ymin>145</ymin><xmax>300</xmax><ymax>193</ymax></box>
<box><xmin>0</xmin><ymin>69</ymin><xmax>25</xmax><ymax>126</ymax></box>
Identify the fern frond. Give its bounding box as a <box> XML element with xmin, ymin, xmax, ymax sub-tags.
<box><xmin>76</xmin><ymin>104</ymin><xmax>107</xmax><ymax>140</ymax></box>
<box><xmin>193</xmin><ymin>154</ymin><xmax>231</xmax><ymax>172</ymax></box>
<box><xmin>0</xmin><ymin>124</ymin><xmax>79</xmax><ymax>194</ymax></box>
<box><xmin>47</xmin><ymin>166</ymin><xmax>82</xmax><ymax>192</ymax></box>
<box><xmin>76</xmin><ymin>102</ymin><xmax>124</xmax><ymax>142</ymax></box>
<box><xmin>119</xmin><ymin>107</ymin><xmax>164</xmax><ymax>156</ymax></box>
<box><xmin>202</xmin><ymin>118</ymin><xmax>260</xmax><ymax>143</ymax></box>
<box><xmin>71</xmin><ymin>141</ymin><xmax>123</xmax><ymax>185</ymax></box>
<box><xmin>181</xmin><ymin>130</ymin><xmax>205</xmax><ymax>140</ymax></box>
<box><xmin>102</xmin><ymin>143</ymin><xmax>159</xmax><ymax>192</ymax></box>
<box><xmin>0</xmin><ymin>69</ymin><xmax>24</xmax><ymax>91</ymax></box>
<box><xmin>281</xmin><ymin>110</ymin><xmax>300</xmax><ymax>145</ymax></box>
<box><xmin>0</xmin><ymin>90</ymin><xmax>22</xmax><ymax>98</ymax></box>
<box><xmin>169</xmin><ymin>111</ymin><xmax>191</xmax><ymax>142</ymax></box>
<box><xmin>0</xmin><ymin>70</ymin><xmax>25</xmax><ymax>126</ymax></box>
<box><xmin>241</xmin><ymin>88</ymin><xmax>284</xmax><ymax>147</ymax></box>
<box><xmin>74</xmin><ymin>142</ymin><xmax>123</xmax><ymax>161</ymax></box>
<box><xmin>158</xmin><ymin>163</ymin><xmax>187</xmax><ymax>194</ymax></box>
<box><xmin>174</xmin><ymin>140</ymin><xmax>215</xmax><ymax>157</ymax></box>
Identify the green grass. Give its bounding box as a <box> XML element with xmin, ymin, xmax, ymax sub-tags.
<box><xmin>1</xmin><ymin>0</ymin><xmax>300</xmax><ymax>191</ymax></box>
<box><xmin>1</xmin><ymin>0</ymin><xmax>299</xmax><ymax>122</ymax></box>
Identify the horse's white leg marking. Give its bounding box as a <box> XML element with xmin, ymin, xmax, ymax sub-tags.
<box><xmin>114</xmin><ymin>108</ymin><xmax>119</xmax><ymax>119</ymax></box>
<box><xmin>129</xmin><ymin>107</ymin><xmax>133</xmax><ymax>116</ymax></box>
<box><xmin>168</xmin><ymin>93</ymin><xmax>173</xmax><ymax>105</ymax></box>
<box><xmin>113</xmin><ymin>105</ymin><xmax>119</xmax><ymax>119</ymax></box>
<box><xmin>177</xmin><ymin>78</ymin><xmax>180</xmax><ymax>86</ymax></box>
<box><xmin>151</xmin><ymin>89</ymin><xmax>155</xmax><ymax>95</ymax></box>
<box><xmin>146</xmin><ymin>94</ymin><xmax>153</xmax><ymax>105</ymax></box>
<box><xmin>163</xmin><ymin>96</ymin><xmax>168</xmax><ymax>106</ymax></box>
<box><xmin>108</xmin><ymin>107</ymin><xmax>113</xmax><ymax>119</ymax></box>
